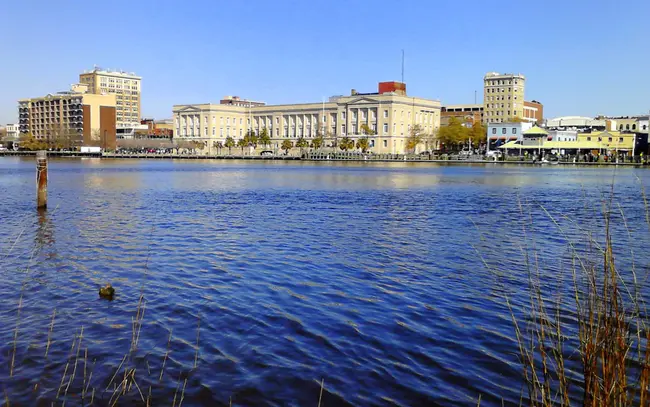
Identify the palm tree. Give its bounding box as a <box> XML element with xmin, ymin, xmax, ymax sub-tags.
<box><xmin>339</xmin><ymin>136</ymin><xmax>354</xmax><ymax>151</ymax></box>
<box><xmin>356</xmin><ymin>138</ymin><xmax>369</xmax><ymax>153</ymax></box>
<box><xmin>224</xmin><ymin>136</ymin><xmax>235</xmax><ymax>154</ymax></box>
<box><xmin>311</xmin><ymin>135</ymin><xmax>324</xmax><ymax>150</ymax></box>
<box><xmin>281</xmin><ymin>139</ymin><xmax>293</xmax><ymax>155</ymax></box>
<box><xmin>237</xmin><ymin>138</ymin><xmax>247</xmax><ymax>154</ymax></box>
<box><xmin>295</xmin><ymin>137</ymin><xmax>309</xmax><ymax>154</ymax></box>
<box><xmin>259</xmin><ymin>128</ymin><xmax>271</xmax><ymax>148</ymax></box>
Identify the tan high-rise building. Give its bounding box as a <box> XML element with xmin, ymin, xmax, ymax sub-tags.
<box><xmin>18</xmin><ymin>83</ymin><xmax>117</xmax><ymax>149</ymax></box>
<box><xmin>483</xmin><ymin>72</ymin><xmax>526</xmax><ymax>123</ymax></box>
<box><xmin>79</xmin><ymin>67</ymin><xmax>141</xmax><ymax>126</ymax></box>
<box><xmin>172</xmin><ymin>82</ymin><xmax>441</xmax><ymax>155</ymax></box>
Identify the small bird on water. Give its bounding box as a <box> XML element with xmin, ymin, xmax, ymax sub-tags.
<box><xmin>99</xmin><ymin>283</ymin><xmax>115</xmax><ymax>300</ymax></box>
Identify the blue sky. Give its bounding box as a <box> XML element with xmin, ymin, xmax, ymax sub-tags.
<box><xmin>1</xmin><ymin>0</ymin><xmax>648</xmax><ymax>124</ymax></box>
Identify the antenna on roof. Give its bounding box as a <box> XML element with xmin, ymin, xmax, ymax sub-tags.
<box><xmin>401</xmin><ymin>49</ymin><xmax>405</xmax><ymax>83</ymax></box>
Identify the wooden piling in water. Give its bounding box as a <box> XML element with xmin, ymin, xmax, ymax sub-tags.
<box><xmin>36</xmin><ymin>151</ymin><xmax>47</xmax><ymax>209</ymax></box>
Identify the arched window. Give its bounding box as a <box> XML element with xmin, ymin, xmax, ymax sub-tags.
<box><xmin>626</xmin><ymin>124</ymin><xmax>630</xmax><ymax>130</ymax></box>
<box><xmin>644</xmin><ymin>125</ymin><xmax>648</xmax><ymax>130</ymax></box>
<box><xmin>619</xmin><ymin>124</ymin><xmax>623</xmax><ymax>130</ymax></box>
<box><xmin>632</xmin><ymin>124</ymin><xmax>637</xmax><ymax>130</ymax></box>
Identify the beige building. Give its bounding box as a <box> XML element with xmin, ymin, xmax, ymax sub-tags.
<box><xmin>79</xmin><ymin>67</ymin><xmax>141</xmax><ymax>126</ymax></box>
<box><xmin>18</xmin><ymin>83</ymin><xmax>118</xmax><ymax>149</ymax></box>
<box><xmin>172</xmin><ymin>82</ymin><xmax>441</xmax><ymax>154</ymax></box>
<box><xmin>483</xmin><ymin>72</ymin><xmax>526</xmax><ymax>123</ymax></box>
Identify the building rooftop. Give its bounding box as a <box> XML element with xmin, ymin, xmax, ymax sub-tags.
<box><xmin>81</xmin><ymin>66</ymin><xmax>141</xmax><ymax>79</ymax></box>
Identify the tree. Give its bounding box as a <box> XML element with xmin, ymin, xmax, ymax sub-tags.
<box><xmin>360</xmin><ymin>124</ymin><xmax>376</xmax><ymax>136</ymax></box>
<box><xmin>468</xmin><ymin>121</ymin><xmax>487</xmax><ymax>147</ymax></box>
<box><xmin>295</xmin><ymin>137</ymin><xmax>309</xmax><ymax>153</ymax></box>
<box><xmin>224</xmin><ymin>136</ymin><xmax>235</xmax><ymax>154</ymax></box>
<box><xmin>213</xmin><ymin>141</ymin><xmax>224</xmax><ymax>154</ymax></box>
<box><xmin>244</xmin><ymin>129</ymin><xmax>258</xmax><ymax>149</ymax></box>
<box><xmin>311</xmin><ymin>135</ymin><xmax>324</xmax><ymax>150</ymax></box>
<box><xmin>356</xmin><ymin>138</ymin><xmax>370</xmax><ymax>153</ymax></box>
<box><xmin>259</xmin><ymin>128</ymin><xmax>271</xmax><ymax>148</ymax></box>
<box><xmin>405</xmin><ymin>124</ymin><xmax>425</xmax><ymax>153</ymax></box>
<box><xmin>19</xmin><ymin>133</ymin><xmax>47</xmax><ymax>151</ymax></box>
<box><xmin>339</xmin><ymin>137</ymin><xmax>354</xmax><ymax>151</ymax></box>
<box><xmin>423</xmin><ymin>131</ymin><xmax>437</xmax><ymax>152</ymax></box>
<box><xmin>511</xmin><ymin>116</ymin><xmax>525</xmax><ymax>123</ymax></box>
<box><xmin>281</xmin><ymin>139</ymin><xmax>293</xmax><ymax>154</ymax></box>
<box><xmin>237</xmin><ymin>138</ymin><xmax>247</xmax><ymax>154</ymax></box>
<box><xmin>437</xmin><ymin>117</ymin><xmax>468</xmax><ymax>152</ymax></box>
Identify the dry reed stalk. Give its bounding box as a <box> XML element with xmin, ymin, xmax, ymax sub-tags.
<box><xmin>44</xmin><ymin>309</ymin><xmax>56</xmax><ymax>358</ymax></box>
<box><xmin>56</xmin><ymin>333</ymin><xmax>78</xmax><ymax>399</ymax></box>
<box><xmin>179</xmin><ymin>378</ymin><xmax>188</xmax><ymax>407</ymax></box>
<box><xmin>318</xmin><ymin>378</ymin><xmax>324</xmax><ymax>407</ymax></box>
<box><xmin>171</xmin><ymin>373</ymin><xmax>182</xmax><ymax>407</ymax></box>
<box><xmin>10</xmin><ymin>294</ymin><xmax>23</xmax><ymax>377</ymax></box>
<box><xmin>64</xmin><ymin>327</ymin><xmax>84</xmax><ymax>397</ymax></box>
<box><xmin>194</xmin><ymin>315</ymin><xmax>201</xmax><ymax>369</ymax></box>
<box><xmin>160</xmin><ymin>328</ymin><xmax>173</xmax><ymax>381</ymax></box>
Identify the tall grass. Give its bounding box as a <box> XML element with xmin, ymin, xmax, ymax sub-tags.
<box><xmin>482</xmin><ymin>186</ymin><xmax>650</xmax><ymax>406</ymax></box>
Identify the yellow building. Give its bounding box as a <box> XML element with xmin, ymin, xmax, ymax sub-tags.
<box><xmin>483</xmin><ymin>72</ymin><xmax>526</xmax><ymax>124</ymax></box>
<box><xmin>18</xmin><ymin>83</ymin><xmax>117</xmax><ymax>148</ymax></box>
<box><xmin>172</xmin><ymin>82</ymin><xmax>441</xmax><ymax>155</ymax></box>
<box><xmin>79</xmin><ymin>67</ymin><xmax>141</xmax><ymax>126</ymax></box>
<box><xmin>499</xmin><ymin>130</ymin><xmax>635</xmax><ymax>153</ymax></box>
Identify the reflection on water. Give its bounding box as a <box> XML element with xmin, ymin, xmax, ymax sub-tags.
<box><xmin>0</xmin><ymin>157</ymin><xmax>649</xmax><ymax>406</ymax></box>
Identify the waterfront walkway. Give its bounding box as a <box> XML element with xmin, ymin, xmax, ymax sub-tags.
<box><xmin>0</xmin><ymin>150</ymin><xmax>648</xmax><ymax>166</ymax></box>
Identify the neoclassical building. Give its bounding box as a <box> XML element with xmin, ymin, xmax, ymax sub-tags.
<box><xmin>172</xmin><ymin>82</ymin><xmax>441</xmax><ymax>154</ymax></box>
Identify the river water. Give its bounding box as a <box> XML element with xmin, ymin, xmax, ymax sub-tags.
<box><xmin>1</xmin><ymin>158</ymin><xmax>649</xmax><ymax>406</ymax></box>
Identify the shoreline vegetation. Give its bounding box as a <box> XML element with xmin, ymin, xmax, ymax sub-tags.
<box><xmin>475</xmin><ymin>185</ymin><xmax>650</xmax><ymax>406</ymax></box>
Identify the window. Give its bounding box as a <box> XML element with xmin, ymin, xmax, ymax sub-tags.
<box><xmin>220</xmin><ymin>128</ymin><xmax>223</xmax><ymax>136</ymax></box>
<box><xmin>212</xmin><ymin>116</ymin><xmax>216</xmax><ymax>124</ymax></box>
<box><xmin>212</xmin><ymin>127</ymin><xmax>216</xmax><ymax>136</ymax></box>
<box><xmin>608</xmin><ymin>137</ymin><xmax>613</xmax><ymax>142</ymax></box>
<box><xmin>492</xmin><ymin>128</ymin><xmax>497</xmax><ymax>134</ymax></box>
<box><xmin>240</xmin><ymin>118</ymin><xmax>243</xmax><ymax>125</ymax></box>
<box><xmin>619</xmin><ymin>137</ymin><xmax>624</xmax><ymax>142</ymax></box>
<box><xmin>633</xmin><ymin>124</ymin><xmax>637</xmax><ymax>130</ymax></box>
<box><xmin>644</xmin><ymin>125</ymin><xmax>647</xmax><ymax>130</ymax></box>
<box><xmin>598</xmin><ymin>137</ymin><xmax>602</xmax><ymax>142</ymax></box>
<box><xmin>341</xmin><ymin>124</ymin><xmax>346</xmax><ymax>134</ymax></box>
<box><xmin>383</xmin><ymin>123</ymin><xmax>388</xmax><ymax>133</ymax></box>
<box><xmin>502</xmin><ymin>128</ymin><xmax>506</xmax><ymax>134</ymax></box>
<box><xmin>512</xmin><ymin>128</ymin><xmax>517</xmax><ymax>134</ymax></box>
<box><xmin>341</xmin><ymin>112</ymin><xmax>346</xmax><ymax>120</ymax></box>
<box><xmin>276</xmin><ymin>117</ymin><xmax>279</xmax><ymax>124</ymax></box>
<box><xmin>352</xmin><ymin>124</ymin><xmax>357</xmax><ymax>134</ymax></box>
<box><xmin>383</xmin><ymin>110</ymin><xmax>388</xmax><ymax>118</ymax></box>
<box><xmin>383</xmin><ymin>140</ymin><xmax>388</xmax><ymax>147</ymax></box>
<box><xmin>352</xmin><ymin>111</ymin><xmax>357</xmax><ymax>120</ymax></box>
<box><xmin>626</xmin><ymin>124</ymin><xmax>630</xmax><ymax>130</ymax></box>
<box><xmin>227</xmin><ymin>117</ymin><xmax>230</xmax><ymax>125</ymax></box>
<box><xmin>361</xmin><ymin>110</ymin><xmax>366</xmax><ymax>120</ymax></box>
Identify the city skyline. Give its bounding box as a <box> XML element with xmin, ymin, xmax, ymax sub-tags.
<box><xmin>1</xmin><ymin>0</ymin><xmax>649</xmax><ymax>125</ymax></box>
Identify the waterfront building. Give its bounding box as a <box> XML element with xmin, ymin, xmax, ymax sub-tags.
<box><xmin>606</xmin><ymin>116</ymin><xmax>648</xmax><ymax>133</ymax></box>
<box><xmin>523</xmin><ymin>100</ymin><xmax>543</xmax><ymax>123</ymax></box>
<box><xmin>220</xmin><ymin>96</ymin><xmax>265</xmax><ymax>107</ymax></box>
<box><xmin>5</xmin><ymin>123</ymin><xmax>20</xmax><ymax>141</ymax></box>
<box><xmin>172</xmin><ymin>82</ymin><xmax>441</xmax><ymax>155</ymax></box>
<box><xmin>141</xmin><ymin>118</ymin><xmax>174</xmax><ymax>138</ymax></box>
<box><xmin>483</xmin><ymin>72</ymin><xmax>526</xmax><ymax>123</ymax></box>
<box><xmin>486</xmin><ymin>121</ymin><xmax>533</xmax><ymax>152</ymax></box>
<box><xmin>545</xmin><ymin>116</ymin><xmax>611</xmax><ymax>132</ymax></box>
<box><xmin>18</xmin><ymin>83</ymin><xmax>117</xmax><ymax>149</ymax></box>
<box><xmin>441</xmin><ymin>104</ymin><xmax>483</xmax><ymax>127</ymax></box>
<box><xmin>499</xmin><ymin>130</ymin><xmax>636</xmax><ymax>156</ymax></box>
<box><xmin>79</xmin><ymin>67</ymin><xmax>142</xmax><ymax>127</ymax></box>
